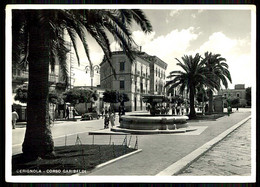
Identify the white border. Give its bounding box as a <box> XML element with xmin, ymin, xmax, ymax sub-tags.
<box><xmin>5</xmin><ymin>4</ymin><xmax>256</xmax><ymax>183</ymax></box>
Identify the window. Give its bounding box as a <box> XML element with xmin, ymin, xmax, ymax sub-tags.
<box><xmin>156</xmin><ymin>68</ymin><xmax>157</xmax><ymax>76</ymax></box>
<box><xmin>224</xmin><ymin>93</ymin><xmax>227</xmax><ymax>97</ymax></box>
<box><xmin>120</xmin><ymin>62</ymin><xmax>125</xmax><ymax>71</ymax></box>
<box><xmin>237</xmin><ymin>93</ymin><xmax>240</xmax><ymax>98</ymax></box>
<box><xmin>120</xmin><ymin>80</ymin><xmax>125</xmax><ymax>89</ymax></box>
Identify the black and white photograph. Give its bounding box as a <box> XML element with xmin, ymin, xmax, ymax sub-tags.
<box><xmin>5</xmin><ymin>4</ymin><xmax>256</xmax><ymax>183</ymax></box>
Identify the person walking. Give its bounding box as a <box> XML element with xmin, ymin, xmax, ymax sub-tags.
<box><xmin>109</xmin><ymin>111</ymin><xmax>115</xmax><ymax>128</ymax></box>
<box><xmin>104</xmin><ymin>112</ymin><xmax>109</xmax><ymax>129</ymax></box>
<box><xmin>186</xmin><ymin>104</ymin><xmax>190</xmax><ymax>115</ymax></box>
<box><xmin>12</xmin><ymin>109</ymin><xmax>19</xmax><ymax>129</ymax></box>
<box><xmin>181</xmin><ymin>104</ymin><xmax>184</xmax><ymax>115</ymax></box>
<box><xmin>101</xmin><ymin>108</ymin><xmax>105</xmax><ymax>119</ymax></box>
<box><xmin>72</xmin><ymin>108</ymin><xmax>78</xmax><ymax>119</ymax></box>
<box><xmin>65</xmin><ymin>107</ymin><xmax>70</xmax><ymax>119</ymax></box>
<box><xmin>172</xmin><ymin>104</ymin><xmax>175</xmax><ymax>115</ymax></box>
<box><xmin>176</xmin><ymin>104</ymin><xmax>180</xmax><ymax>115</ymax></box>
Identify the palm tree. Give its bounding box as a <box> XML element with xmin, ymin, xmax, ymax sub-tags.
<box><xmin>165</xmin><ymin>53</ymin><xmax>218</xmax><ymax>119</ymax></box>
<box><xmin>201</xmin><ymin>52</ymin><xmax>232</xmax><ymax>114</ymax></box>
<box><xmin>12</xmin><ymin>9</ymin><xmax>152</xmax><ymax>159</ymax></box>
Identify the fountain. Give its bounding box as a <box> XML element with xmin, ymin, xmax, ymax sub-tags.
<box><xmin>111</xmin><ymin>95</ymin><xmax>197</xmax><ymax>134</ymax></box>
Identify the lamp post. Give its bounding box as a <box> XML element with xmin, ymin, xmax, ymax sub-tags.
<box><xmin>85</xmin><ymin>65</ymin><xmax>99</xmax><ymax>112</ymax></box>
<box><xmin>85</xmin><ymin>65</ymin><xmax>100</xmax><ymax>90</ymax></box>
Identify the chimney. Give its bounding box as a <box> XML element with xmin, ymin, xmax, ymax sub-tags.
<box><xmin>140</xmin><ymin>46</ymin><xmax>142</xmax><ymax>52</ymax></box>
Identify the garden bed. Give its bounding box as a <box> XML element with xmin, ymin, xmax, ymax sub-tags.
<box><xmin>190</xmin><ymin>112</ymin><xmax>228</xmax><ymax>121</ymax></box>
<box><xmin>12</xmin><ymin>144</ymin><xmax>136</xmax><ymax>176</ymax></box>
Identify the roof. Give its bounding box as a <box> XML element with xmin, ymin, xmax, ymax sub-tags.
<box><xmin>100</xmin><ymin>51</ymin><xmax>168</xmax><ymax>69</ymax></box>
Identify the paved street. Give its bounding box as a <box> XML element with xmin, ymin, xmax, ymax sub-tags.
<box><xmin>11</xmin><ymin>108</ymin><xmax>252</xmax><ymax>176</ymax></box>
<box><xmin>178</xmin><ymin>119</ymin><xmax>251</xmax><ymax>176</ymax></box>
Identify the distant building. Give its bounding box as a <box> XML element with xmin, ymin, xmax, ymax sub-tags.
<box><xmin>218</xmin><ymin>84</ymin><xmax>247</xmax><ymax>107</ymax></box>
<box><xmin>100</xmin><ymin>51</ymin><xmax>167</xmax><ymax>111</ymax></box>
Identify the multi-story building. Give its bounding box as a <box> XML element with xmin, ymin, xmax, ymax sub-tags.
<box><xmin>217</xmin><ymin>84</ymin><xmax>247</xmax><ymax>107</ymax></box>
<box><xmin>100</xmin><ymin>51</ymin><xmax>167</xmax><ymax>112</ymax></box>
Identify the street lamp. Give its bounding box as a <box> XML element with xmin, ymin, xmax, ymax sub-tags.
<box><xmin>85</xmin><ymin>65</ymin><xmax>100</xmax><ymax>90</ymax></box>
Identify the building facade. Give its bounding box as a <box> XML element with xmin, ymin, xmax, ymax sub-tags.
<box><xmin>100</xmin><ymin>51</ymin><xmax>167</xmax><ymax>112</ymax></box>
<box><xmin>218</xmin><ymin>84</ymin><xmax>247</xmax><ymax>107</ymax></box>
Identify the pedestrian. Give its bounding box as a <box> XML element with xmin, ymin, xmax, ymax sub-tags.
<box><xmin>205</xmin><ymin>104</ymin><xmax>209</xmax><ymax>114</ymax></box>
<box><xmin>101</xmin><ymin>108</ymin><xmax>105</xmax><ymax>119</ymax></box>
<box><xmin>109</xmin><ymin>111</ymin><xmax>115</xmax><ymax>127</ymax></box>
<box><xmin>176</xmin><ymin>104</ymin><xmax>180</xmax><ymax>115</ymax></box>
<box><xmin>172</xmin><ymin>104</ymin><xmax>175</xmax><ymax>115</ymax></box>
<box><xmin>65</xmin><ymin>107</ymin><xmax>70</xmax><ymax>119</ymax></box>
<box><xmin>72</xmin><ymin>108</ymin><xmax>78</xmax><ymax>119</ymax></box>
<box><xmin>12</xmin><ymin>109</ymin><xmax>19</xmax><ymax>129</ymax></box>
<box><xmin>49</xmin><ymin>110</ymin><xmax>53</xmax><ymax>125</ymax></box>
<box><xmin>227</xmin><ymin>105</ymin><xmax>231</xmax><ymax>116</ymax></box>
<box><xmin>104</xmin><ymin>112</ymin><xmax>109</xmax><ymax>129</ymax></box>
<box><xmin>236</xmin><ymin>106</ymin><xmax>239</xmax><ymax>111</ymax></box>
<box><xmin>119</xmin><ymin>105</ymin><xmax>122</xmax><ymax>122</ymax></box>
<box><xmin>186</xmin><ymin>105</ymin><xmax>189</xmax><ymax>115</ymax></box>
<box><xmin>181</xmin><ymin>104</ymin><xmax>184</xmax><ymax>115</ymax></box>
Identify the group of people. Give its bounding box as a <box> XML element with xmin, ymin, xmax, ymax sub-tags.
<box><xmin>172</xmin><ymin>103</ymin><xmax>189</xmax><ymax>116</ymax></box>
<box><xmin>101</xmin><ymin>105</ymin><xmax>125</xmax><ymax>129</ymax></box>
<box><xmin>101</xmin><ymin>107</ymin><xmax>115</xmax><ymax>129</ymax></box>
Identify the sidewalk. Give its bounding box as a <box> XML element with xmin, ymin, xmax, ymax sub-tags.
<box><xmin>178</xmin><ymin>119</ymin><xmax>251</xmax><ymax>176</ymax></box>
<box><xmin>84</xmin><ymin>110</ymin><xmax>251</xmax><ymax>176</ymax></box>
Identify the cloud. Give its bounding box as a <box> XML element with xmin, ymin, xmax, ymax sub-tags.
<box><xmin>132</xmin><ymin>27</ymin><xmax>199</xmax><ymax>74</ymax></box>
<box><xmin>188</xmin><ymin>32</ymin><xmax>252</xmax><ymax>88</ymax></box>
<box><xmin>132</xmin><ymin>29</ymin><xmax>252</xmax><ymax>88</ymax></box>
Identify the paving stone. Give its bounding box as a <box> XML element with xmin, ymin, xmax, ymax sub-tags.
<box><xmin>178</xmin><ymin>119</ymin><xmax>251</xmax><ymax>176</ymax></box>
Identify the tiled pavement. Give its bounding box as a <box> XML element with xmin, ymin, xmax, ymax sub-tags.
<box><xmin>178</xmin><ymin>119</ymin><xmax>251</xmax><ymax>176</ymax></box>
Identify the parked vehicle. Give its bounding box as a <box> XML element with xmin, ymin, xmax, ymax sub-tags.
<box><xmin>81</xmin><ymin>111</ymin><xmax>100</xmax><ymax>121</ymax></box>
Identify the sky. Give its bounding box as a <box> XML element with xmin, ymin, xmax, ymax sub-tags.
<box><xmin>72</xmin><ymin>6</ymin><xmax>255</xmax><ymax>89</ymax></box>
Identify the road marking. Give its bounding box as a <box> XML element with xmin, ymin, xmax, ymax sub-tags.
<box><xmin>156</xmin><ymin>116</ymin><xmax>251</xmax><ymax>176</ymax></box>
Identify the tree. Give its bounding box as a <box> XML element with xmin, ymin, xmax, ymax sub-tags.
<box><xmin>196</xmin><ymin>92</ymin><xmax>209</xmax><ymax>103</ymax></box>
<box><xmin>14</xmin><ymin>85</ymin><xmax>61</xmax><ymax>104</ymax></box>
<box><xmin>201</xmin><ymin>52</ymin><xmax>232</xmax><ymax>114</ymax></box>
<box><xmin>103</xmin><ymin>90</ymin><xmax>119</xmax><ymax>104</ymax></box>
<box><xmin>118</xmin><ymin>93</ymin><xmax>130</xmax><ymax>106</ymax></box>
<box><xmin>230</xmin><ymin>98</ymin><xmax>240</xmax><ymax>107</ymax></box>
<box><xmin>165</xmin><ymin>53</ymin><xmax>217</xmax><ymax>119</ymax></box>
<box><xmin>245</xmin><ymin>87</ymin><xmax>251</xmax><ymax>106</ymax></box>
<box><xmin>12</xmin><ymin>9</ymin><xmax>152</xmax><ymax>159</ymax></box>
<box><xmin>63</xmin><ymin>88</ymin><xmax>98</xmax><ymax>106</ymax></box>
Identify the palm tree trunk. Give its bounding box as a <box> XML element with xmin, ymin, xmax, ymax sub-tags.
<box><xmin>189</xmin><ymin>85</ymin><xmax>196</xmax><ymax>119</ymax></box>
<box><xmin>208</xmin><ymin>90</ymin><xmax>213</xmax><ymax>114</ymax></box>
<box><xmin>22</xmin><ymin>24</ymin><xmax>54</xmax><ymax>159</ymax></box>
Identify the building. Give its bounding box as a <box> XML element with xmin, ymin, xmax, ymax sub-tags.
<box><xmin>218</xmin><ymin>84</ymin><xmax>247</xmax><ymax>107</ymax></box>
<box><xmin>100</xmin><ymin>51</ymin><xmax>167</xmax><ymax>112</ymax></box>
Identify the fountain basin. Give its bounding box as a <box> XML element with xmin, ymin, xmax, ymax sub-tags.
<box><xmin>119</xmin><ymin>115</ymin><xmax>189</xmax><ymax>130</ymax></box>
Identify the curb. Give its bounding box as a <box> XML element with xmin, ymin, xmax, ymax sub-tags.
<box><xmin>74</xmin><ymin>149</ymin><xmax>142</xmax><ymax>176</ymax></box>
<box><xmin>156</xmin><ymin>115</ymin><xmax>251</xmax><ymax>176</ymax></box>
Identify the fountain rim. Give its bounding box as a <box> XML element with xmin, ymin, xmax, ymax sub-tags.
<box><xmin>121</xmin><ymin>115</ymin><xmax>189</xmax><ymax>121</ymax></box>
